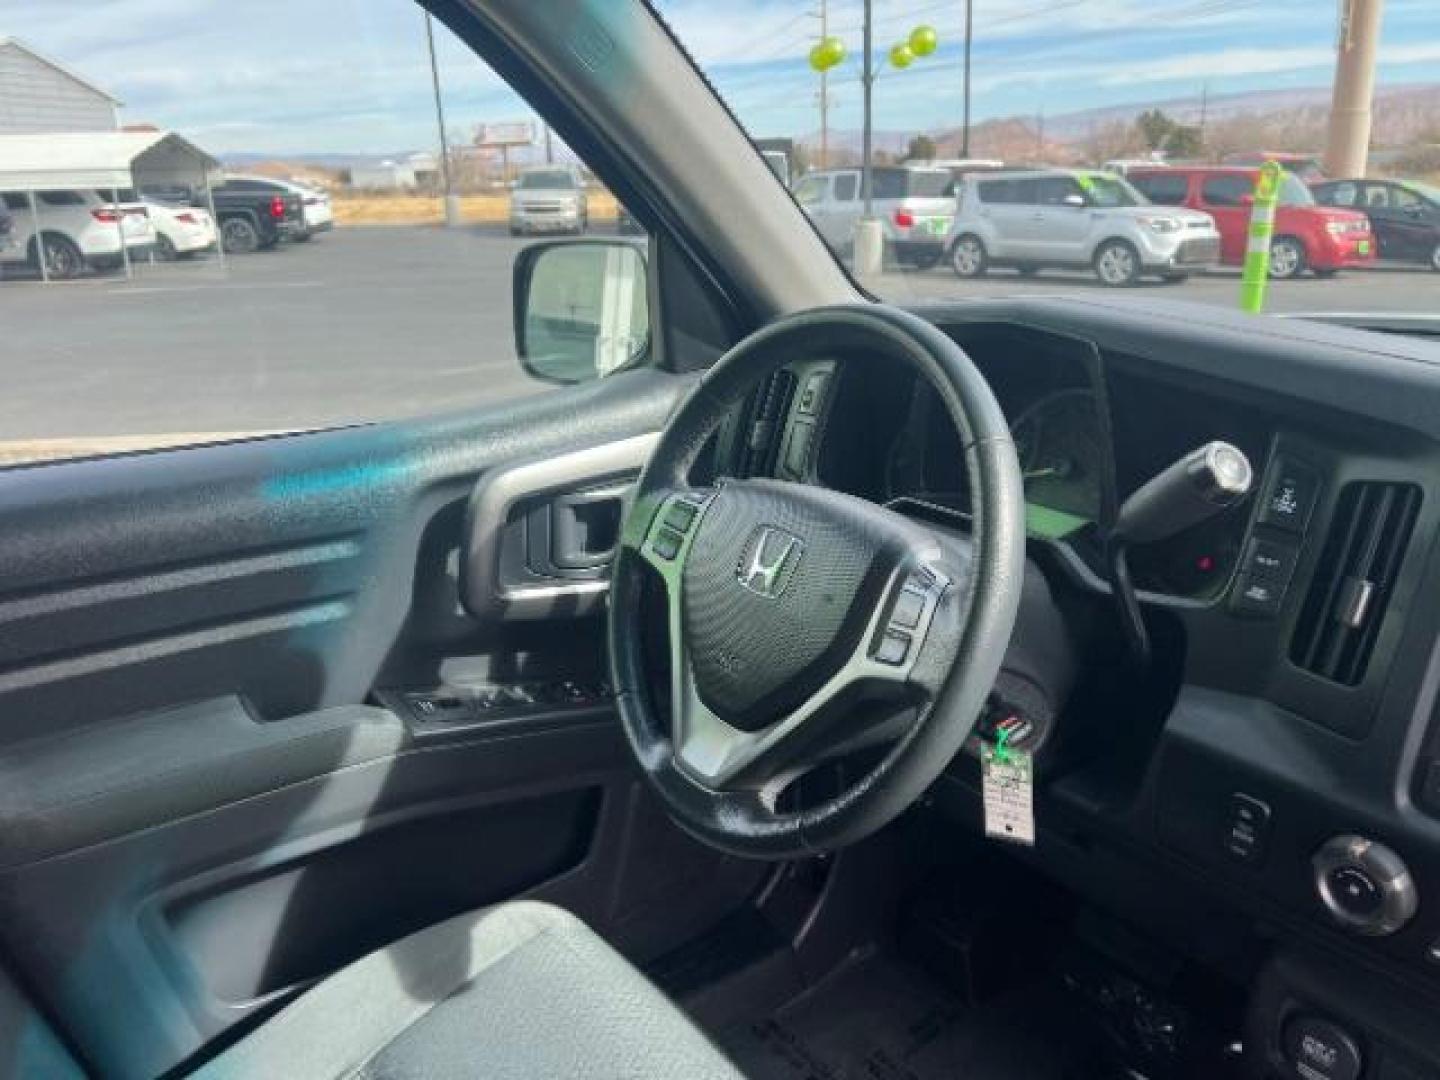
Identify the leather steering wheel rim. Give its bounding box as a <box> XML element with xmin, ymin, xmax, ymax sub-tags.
<box><xmin>608</xmin><ymin>304</ymin><xmax>1026</xmax><ymax>859</ymax></box>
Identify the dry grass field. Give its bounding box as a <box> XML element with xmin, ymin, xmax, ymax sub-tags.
<box><xmin>332</xmin><ymin>191</ymin><xmax>620</xmax><ymax>226</ymax></box>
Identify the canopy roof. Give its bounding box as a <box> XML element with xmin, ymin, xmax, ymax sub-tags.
<box><xmin>0</xmin><ymin>131</ymin><xmax>221</xmax><ymax>192</ymax></box>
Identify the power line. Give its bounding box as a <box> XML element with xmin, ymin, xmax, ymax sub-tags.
<box><xmin>725</xmin><ymin>9</ymin><xmax>813</xmax><ymax>62</ymax></box>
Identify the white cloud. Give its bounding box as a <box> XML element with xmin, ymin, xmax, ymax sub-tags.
<box><xmin>1381</xmin><ymin>41</ymin><xmax>1440</xmax><ymax>65</ymax></box>
<box><xmin>1099</xmin><ymin>46</ymin><xmax>1336</xmax><ymax>86</ymax></box>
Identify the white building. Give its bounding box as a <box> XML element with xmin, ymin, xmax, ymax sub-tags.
<box><xmin>0</xmin><ymin>38</ymin><xmax>121</xmax><ymax>134</ymax></box>
<box><xmin>350</xmin><ymin>161</ymin><xmax>419</xmax><ymax>191</ymax></box>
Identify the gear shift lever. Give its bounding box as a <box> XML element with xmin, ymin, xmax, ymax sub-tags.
<box><xmin>1108</xmin><ymin>441</ymin><xmax>1253</xmax><ymax>664</ymax></box>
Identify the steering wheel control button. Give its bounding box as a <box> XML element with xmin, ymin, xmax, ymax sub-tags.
<box><xmin>874</xmin><ymin>629</ymin><xmax>912</xmax><ymax>666</ymax></box>
<box><xmin>1230</xmin><ymin>537</ymin><xmax>1300</xmax><ymax>617</ymax></box>
<box><xmin>1258</xmin><ymin>459</ymin><xmax>1320</xmax><ymax>534</ymax></box>
<box><xmin>797</xmin><ymin>371</ymin><xmax>830</xmax><ymax>416</ymax></box>
<box><xmin>1223</xmin><ymin>793</ymin><xmax>1272</xmax><ymax>866</ymax></box>
<box><xmin>1282</xmin><ymin>1015</ymin><xmax>1363</xmax><ymax>1080</ymax></box>
<box><xmin>663</xmin><ymin>501</ymin><xmax>699</xmax><ymax>534</ymax></box>
<box><xmin>1312</xmin><ymin>835</ymin><xmax>1418</xmax><ymax>936</ymax></box>
<box><xmin>890</xmin><ymin>587</ymin><xmax>927</xmax><ymax>630</ymax></box>
<box><xmin>652</xmin><ymin>527</ymin><xmax>683</xmax><ymax>561</ymax></box>
<box><xmin>781</xmin><ymin>422</ymin><xmax>814</xmax><ymax>478</ymax></box>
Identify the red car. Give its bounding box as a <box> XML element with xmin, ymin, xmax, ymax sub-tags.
<box><xmin>1129</xmin><ymin>166</ymin><xmax>1375</xmax><ymax>279</ymax></box>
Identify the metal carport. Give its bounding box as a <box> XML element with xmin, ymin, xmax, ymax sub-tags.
<box><xmin>0</xmin><ymin>130</ymin><xmax>222</xmax><ymax>281</ymax></box>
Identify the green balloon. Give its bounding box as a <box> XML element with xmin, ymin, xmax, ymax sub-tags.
<box><xmin>909</xmin><ymin>25</ymin><xmax>938</xmax><ymax>57</ymax></box>
<box><xmin>889</xmin><ymin>42</ymin><xmax>914</xmax><ymax>69</ymax></box>
<box><xmin>818</xmin><ymin>35</ymin><xmax>845</xmax><ymax>70</ymax></box>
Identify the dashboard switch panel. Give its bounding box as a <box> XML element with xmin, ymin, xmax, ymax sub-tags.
<box><xmin>1223</xmin><ymin>792</ymin><xmax>1271</xmax><ymax>866</ymax></box>
<box><xmin>1231</xmin><ymin>537</ymin><xmax>1300</xmax><ymax>617</ymax></box>
<box><xmin>1257</xmin><ymin>458</ymin><xmax>1320</xmax><ymax>534</ymax></box>
<box><xmin>1281</xmin><ymin>1014</ymin><xmax>1363</xmax><ymax>1080</ymax></box>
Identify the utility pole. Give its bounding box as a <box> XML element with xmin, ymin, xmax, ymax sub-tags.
<box><xmin>852</xmin><ymin>0</ymin><xmax>884</xmax><ymax>274</ymax></box>
<box><xmin>809</xmin><ymin>0</ymin><xmax>831</xmax><ymax>169</ymax></box>
<box><xmin>861</xmin><ymin>0</ymin><xmax>874</xmax><ymax>215</ymax></box>
<box><xmin>543</xmin><ymin>122</ymin><xmax>554</xmax><ymax>164</ymax></box>
<box><xmin>1196</xmin><ymin>80</ymin><xmax>1209</xmax><ymax>155</ymax></box>
<box><xmin>1324</xmin><ymin>0</ymin><xmax>1384</xmax><ymax>178</ymax></box>
<box><xmin>961</xmin><ymin>0</ymin><xmax>974</xmax><ymax>157</ymax></box>
<box><xmin>820</xmin><ymin>0</ymin><xmax>829</xmax><ymax>169</ymax></box>
<box><xmin>424</xmin><ymin>12</ymin><xmax>460</xmax><ymax>227</ymax></box>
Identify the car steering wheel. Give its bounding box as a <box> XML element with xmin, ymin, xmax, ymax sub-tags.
<box><xmin>608</xmin><ymin>304</ymin><xmax>1026</xmax><ymax>858</ymax></box>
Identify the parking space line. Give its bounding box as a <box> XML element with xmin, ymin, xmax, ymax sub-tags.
<box><xmin>105</xmin><ymin>281</ymin><xmax>327</xmax><ymax>296</ymax></box>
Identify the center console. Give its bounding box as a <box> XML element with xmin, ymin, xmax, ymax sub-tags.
<box><xmin>1248</xmin><ymin>952</ymin><xmax>1440</xmax><ymax>1080</ymax></box>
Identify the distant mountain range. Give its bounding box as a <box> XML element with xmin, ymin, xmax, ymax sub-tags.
<box><xmin>802</xmin><ymin>81</ymin><xmax>1440</xmax><ymax>159</ymax></box>
<box><xmin>220</xmin><ymin>144</ymin><xmax>565</xmax><ymax>171</ymax></box>
<box><xmin>224</xmin><ymin>80</ymin><xmax>1440</xmax><ymax>174</ymax></box>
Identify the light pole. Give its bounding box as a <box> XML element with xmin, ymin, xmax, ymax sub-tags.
<box><xmin>1324</xmin><ymin>0</ymin><xmax>1385</xmax><ymax>178</ymax></box>
<box><xmin>860</xmin><ymin>0</ymin><xmax>875</xmax><ymax>219</ymax></box>
<box><xmin>961</xmin><ymin>0</ymin><xmax>974</xmax><ymax>157</ymax></box>
<box><xmin>424</xmin><ymin>12</ymin><xmax>461</xmax><ymax>228</ymax></box>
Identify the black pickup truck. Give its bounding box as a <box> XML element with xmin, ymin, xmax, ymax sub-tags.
<box><xmin>204</xmin><ymin>178</ymin><xmax>305</xmax><ymax>252</ymax></box>
<box><xmin>143</xmin><ymin>178</ymin><xmax>304</xmax><ymax>253</ymax></box>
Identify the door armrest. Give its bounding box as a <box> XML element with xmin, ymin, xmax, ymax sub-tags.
<box><xmin>0</xmin><ymin>697</ymin><xmax>405</xmax><ymax>868</ymax></box>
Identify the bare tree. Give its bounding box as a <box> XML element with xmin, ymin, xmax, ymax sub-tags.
<box><xmin>1082</xmin><ymin>119</ymin><xmax>1142</xmax><ymax>165</ymax></box>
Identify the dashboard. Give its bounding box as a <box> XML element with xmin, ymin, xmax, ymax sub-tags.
<box><xmin>805</xmin><ymin>322</ymin><xmax>1272</xmax><ymax>600</ymax></box>
<box><xmin>755</xmin><ymin>297</ymin><xmax>1440</xmax><ymax>1078</ymax></box>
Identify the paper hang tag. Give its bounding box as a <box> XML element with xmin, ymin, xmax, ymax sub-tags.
<box><xmin>982</xmin><ymin>742</ymin><xmax>1035</xmax><ymax>846</ymax></box>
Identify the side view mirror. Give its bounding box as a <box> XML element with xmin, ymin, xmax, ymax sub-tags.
<box><xmin>1062</xmin><ymin>193</ymin><xmax>1087</xmax><ymax>208</ymax></box>
<box><xmin>513</xmin><ymin>240</ymin><xmax>650</xmax><ymax>385</ymax></box>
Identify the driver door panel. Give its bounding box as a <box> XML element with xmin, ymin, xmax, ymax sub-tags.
<box><xmin>0</xmin><ymin>370</ymin><xmax>763</xmax><ymax>1080</ymax></box>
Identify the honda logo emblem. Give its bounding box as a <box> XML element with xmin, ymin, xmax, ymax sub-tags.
<box><xmin>737</xmin><ymin>526</ymin><xmax>803</xmax><ymax>599</ymax></box>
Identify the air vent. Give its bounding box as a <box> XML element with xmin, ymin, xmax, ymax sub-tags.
<box><xmin>739</xmin><ymin>369</ymin><xmax>797</xmax><ymax>477</ymax></box>
<box><xmin>1290</xmin><ymin>481</ymin><xmax>1421</xmax><ymax>686</ymax></box>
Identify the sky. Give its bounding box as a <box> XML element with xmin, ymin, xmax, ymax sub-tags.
<box><xmin>6</xmin><ymin>0</ymin><xmax>1440</xmax><ymax>158</ymax></box>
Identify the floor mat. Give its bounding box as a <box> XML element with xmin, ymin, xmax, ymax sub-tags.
<box><xmin>720</xmin><ymin>948</ymin><xmax>1091</xmax><ymax>1080</ymax></box>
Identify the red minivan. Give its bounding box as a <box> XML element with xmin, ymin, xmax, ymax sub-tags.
<box><xmin>1129</xmin><ymin>166</ymin><xmax>1374</xmax><ymax>278</ymax></box>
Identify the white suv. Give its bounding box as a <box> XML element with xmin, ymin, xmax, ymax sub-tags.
<box><xmin>0</xmin><ymin>189</ymin><xmax>157</xmax><ymax>279</ymax></box>
<box><xmin>945</xmin><ymin>169</ymin><xmax>1221</xmax><ymax>286</ymax></box>
<box><xmin>794</xmin><ymin>165</ymin><xmax>955</xmax><ymax>268</ymax></box>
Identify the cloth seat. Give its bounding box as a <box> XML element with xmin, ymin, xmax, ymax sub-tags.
<box><xmin>191</xmin><ymin>901</ymin><xmax>743</xmax><ymax>1079</ymax></box>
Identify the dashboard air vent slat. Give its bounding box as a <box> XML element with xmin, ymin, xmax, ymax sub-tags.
<box><xmin>1290</xmin><ymin>481</ymin><xmax>1421</xmax><ymax>686</ymax></box>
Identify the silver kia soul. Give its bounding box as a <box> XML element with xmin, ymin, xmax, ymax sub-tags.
<box><xmin>945</xmin><ymin>168</ymin><xmax>1222</xmax><ymax>286</ymax></box>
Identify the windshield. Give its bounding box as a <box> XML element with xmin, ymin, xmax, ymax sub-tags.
<box><xmin>1279</xmin><ymin>174</ymin><xmax>1316</xmax><ymax>206</ymax></box>
<box><xmin>658</xmin><ymin>0</ymin><xmax>1440</xmax><ymax>318</ymax></box>
<box><xmin>890</xmin><ymin>170</ymin><xmax>952</xmax><ymax>198</ymax></box>
<box><xmin>517</xmin><ymin>170</ymin><xmax>576</xmax><ymax>190</ymax></box>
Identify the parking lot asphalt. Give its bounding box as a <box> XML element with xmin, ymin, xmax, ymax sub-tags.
<box><xmin>0</xmin><ymin>226</ymin><xmax>1435</xmax><ymax>455</ymax></box>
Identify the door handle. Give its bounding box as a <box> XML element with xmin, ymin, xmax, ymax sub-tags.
<box><xmin>549</xmin><ymin>484</ymin><xmax>629</xmax><ymax>571</ymax></box>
